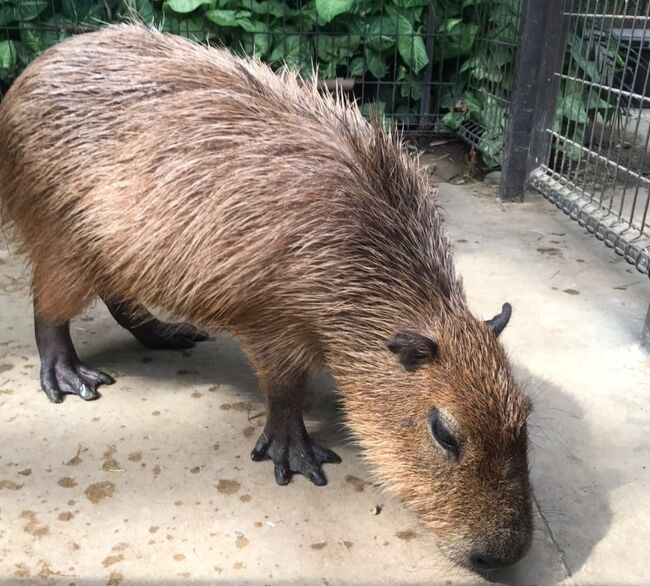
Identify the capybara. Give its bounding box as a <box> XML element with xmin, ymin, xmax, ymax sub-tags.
<box><xmin>0</xmin><ymin>24</ymin><xmax>532</xmax><ymax>570</ymax></box>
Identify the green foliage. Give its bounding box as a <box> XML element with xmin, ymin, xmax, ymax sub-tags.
<box><xmin>0</xmin><ymin>0</ymin><xmax>628</xmax><ymax>169</ymax></box>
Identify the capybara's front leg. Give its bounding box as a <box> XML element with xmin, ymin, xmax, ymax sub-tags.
<box><xmin>35</xmin><ymin>305</ymin><xmax>115</xmax><ymax>403</ymax></box>
<box><xmin>250</xmin><ymin>369</ymin><xmax>341</xmax><ymax>486</ymax></box>
<box><xmin>103</xmin><ymin>298</ymin><xmax>209</xmax><ymax>350</ymax></box>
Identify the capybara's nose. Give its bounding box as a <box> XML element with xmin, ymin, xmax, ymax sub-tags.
<box><xmin>469</xmin><ymin>551</ymin><xmax>513</xmax><ymax>571</ymax></box>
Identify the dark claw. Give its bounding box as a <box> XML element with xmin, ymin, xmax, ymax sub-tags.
<box><xmin>43</xmin><ymin>386</ymin><xmax>63</xmax><ymax>404</ymax></box>
<box><xmin>191</xmin><ymin>329</ymin><xmax>210</xmax><ymax>342</ymax></box>
<box><xmin>251</xmin><ymin>434</ymin><xmax>270</xmax><ymax>461</ymax></box>
<box><xmin>274</xmin><ymin>461</ymin><xmax>292</xmax><ymax>485</ymax></box>
<box><xmin>306</xmin><ymin>468</ymin><xmax>327</xmax><ymax>486</ymax></box>
<box><xmin>78</xmin><ymin>366</ymin><xmax>115</xmax><ymax>386</ymax></box>
<box><xmin>77</xmin><ymin>382</ymin><xmax>99</xmax><ymax>401</ymax></box>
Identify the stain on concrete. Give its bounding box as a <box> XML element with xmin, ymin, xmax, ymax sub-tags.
<box><xmin>220</xmin><ymin>401</ymin><xmax>253</xmax><ymax>412</ymax></box>
<box><xmin>239</xmin><ymin>494</ymin><xmax>252</xmax><ymax>503</ymax></box>
<box><xmin>58</xmin><ymin>476</ymin><xmax>77</xmax><ymax>488</ymax></box>
<box><xmin>173</xmin><ymin>554</ymin><xmax>186</xmax><ymax>561</ymax></box>
<box><xmin>85</xmin><ymin>481</ymin><xmax>116</xmax><ymax>503</ymax></box>
<box><xmin>102</xmin><ymin>554</ymin><xmax>124</xmax><ymax>567</ymax></box>
<box><xmin>0</xmin><ymin>480</ymin><xmax>23</xmax><ymax>490</ymax></box>
<box><xmin>191</xmin><ymin>391</ymin><xmax>202</xmax><ymax>398</ymax></box>
<box><xmin>14</xmin><ymin>562</ymin><xmax>30</xmax><ymax>577</ymax></box>
<box><xmin>18</xmin><ymin>468</ymin><xmax>31</xmax><ymax>476</ymax></box>
<box><xmin>149</xmin><ymin>526</ymin><xmax>159</xmax><ymax>534</ymax></box>
<box><xmin>233</xmin><ymin>562</ymin><xmax>244</xmax><ymax>570</ymax></box>
<box><xmin>216</xmin><ymin>479</ymin><xmax>240</xmax><ymax>495</ymax></box>
<box><xmin>106</xmin><ymin>571</ymin><xmax>123</xmax><ymax>585</ymax></box>
<box><xmin>0</xmin><ymin>363</ymin><xmax>13</xmax><ymax>373</ymax></box>
<box><xmin>102</xmin><ymin>446</ymin><xmax>123</xmax><ymax>472</ymax></box>
<box><xmin>310</xmin><ymin>542</ymin><xmax>327</xmax><ymax>550</ymax></box>
<box><xmin>537</xmin><ymin>247</ymin><xmax>563</xmax><ymax>257</ymax></box>
<box><xmin>153</xmin><ymin>465</ymin><xmax>161</xmax><ymax>477</ymax></box>
<box><xmin>57</xmin><ymin>511</ymin><xmax>74</xmax><ymax>521</ymax></box>
<box><xmin>345</xmin><ymin>475</ymin><xmax>367</xmax><ymax>492</ymax></box>
<box><xmin>563</xmin><ymin>288</ymin><xmax>580</xmax><ymax>295</ymax></box>
<box><xmin>235</xmin><ymin>537</ymin><xmax>249</xmax><ymax>548</ymax></box>
<box><xmin>128</xmin><ymin>451</ymin><xmax>142</xmax><ymax>462</ymax></box>
<box><xmin>242</xmin><ymin>426</ymin><xmax>256</xmax><ymax>439</ymax></box>
<box><xmin>20</xmin><ymin>510</ymin><xmax>49</xmax><ymax>539</ymax></box>
<box><xmin>65</xmin><ymin>446</ymin><xmax>83</xmax><ymax>466</ymax></box>
<box><xmin>342</xmin><ymin>540</ymin><xmax>353</xmax><ymax>549</ymax></box>
<box><xmin>395</xmin><ymin>529</ymin><xmax>417</xmax><ymax>541</ymax></box>
<box><xmin>190</xmin><ymin>466</ymin><xmax>200</xmax><ymax>474</ymax></box>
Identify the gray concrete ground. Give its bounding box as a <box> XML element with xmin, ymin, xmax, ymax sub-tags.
<box><xmin>0</xmin><ymin>181</ymin><xmax>649</xmax><ymax>586</ymax></box>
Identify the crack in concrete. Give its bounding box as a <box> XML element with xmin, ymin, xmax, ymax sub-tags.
<box><xmin>533</xmin><ymin>494</ymin><xmax>572</xmax><ymax>577</ymax></box>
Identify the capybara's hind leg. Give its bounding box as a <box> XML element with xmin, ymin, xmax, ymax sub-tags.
<box><xmin>103</xmin><ymin>298</ymin><xmax>209</xmax><ymax>350</ymax></box>
<box><xmin>35</xmin><ymin>305</ymin><xmax>115</xmax><ymax>403</ymax></box>
<box><xmin>250</xmin><ymin>365</ymin><xmax>341</xmax><ymax>487</ymax></box>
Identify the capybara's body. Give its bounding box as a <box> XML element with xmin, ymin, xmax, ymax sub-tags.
<box><xmin>0</xmin><ymin>25</ymin><xmax>532</xmax><ymax>570</ymax></box>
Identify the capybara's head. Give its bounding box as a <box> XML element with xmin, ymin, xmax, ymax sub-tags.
<box><xmin>351</xmin><ymin>303</ymin><xmax>532</xmax><ymax>572</ymax></box>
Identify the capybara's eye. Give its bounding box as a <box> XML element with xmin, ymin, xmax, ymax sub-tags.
<box><xmin>428</xmin><ymin>408</ymin><xmax>460</xmax><ymax>458</ymax></box>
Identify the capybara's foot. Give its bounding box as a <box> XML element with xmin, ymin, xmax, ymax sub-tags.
<box><xmin>132</xmin><ymin>321</ymin><xmax>210</xmax><ymax>350</ymax></box>
<box><xmin>40</xmin><ymin>357</ymin><xmax>115</xmax><ymax>403</ymax></box>
<box><xmin>250</xmin><ymin>420</ymin><xmax>341</xmax><ymax>486</ymax></box>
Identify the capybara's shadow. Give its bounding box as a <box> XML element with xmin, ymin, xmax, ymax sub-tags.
<box><xmin>72</xmin><ymin>309</ymin><xmax>611</xmax><ymax>584</ymax></box>
<box><xmin>487</xmin><ymin>364</ymin><xmax>613</xmax><ymax>585</ymax></box>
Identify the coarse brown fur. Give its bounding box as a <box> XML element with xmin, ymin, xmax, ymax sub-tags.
<box><xmin>0</xmin><ymin>24</ymin><xmax>532</xmax><ymax>569</ymax></box>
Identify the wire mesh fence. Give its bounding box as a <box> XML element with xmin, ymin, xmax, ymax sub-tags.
<box><xmin>1</xmin><ymin>0</ymin><xmax>649</xmax><ymax>277</ymax></box>
<box><xmin>530</xmin><ymin>0</ymin><xmax>650</xmax><ymax>276</ymax></box>
<box><xmin>0</xmin><ymin>0</ymin><xmax>527</xmax><ymax>142</ymax></box>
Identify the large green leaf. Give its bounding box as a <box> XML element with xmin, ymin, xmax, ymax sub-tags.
<box><xmin>165</xmin><ymin>0</ymin><xmax>214</xmax><ymax>14</ymax></box>
<box><xmin>0</xmin><ymin>0</ymin><xmax>48</xmax><ymax>25</ymax></box>
<box><xmin>387</xmin><ymin>6</ymin><xmax>428</xmax><ymax>73</ymax></box>
<box><xmin>205</xmin><ymin>8</ymin><xmax>252</xmax><ymax>26</ymax></box>
<box><xmin>241</xmin><ymin>20</ymin><xmax>271</xmax><ymax>57</ymax></box>
<box><xmin>126</xmin><ymin>0</ymin><xmax>155</xmax><ymax>21</ymax></box>
<box><xmin>0</xmin><ymin>39</ymin><xmax>18</xmax><ymax>69</ymax></box>
<box><xmin>248</xmin><ymin>0</ymin><xmax>289</xmax><ymax>18</ymax></box>
<box><xmin>315</xmin><ymin>33</ymin><xmax>360</xmax><ymax>62</ymax></box>
<box><xmin>270</xmin><ymin>33</ymin><xmax>310</xmax><ymax>67</ymax></box>
<box><xmin>365</xmin><ymin>48</ymin><xmax>387</xmax><ymax>79</ymax></box>
<box><xmin>315</xmin><ymin>0</ymin><xmax>353</xmax><ymax>23</ymax></box>
<box><xmin>61</xmin><ymin>0</ymin><xmax>105</xmax><ymax>23</ymax></box>
<box><xmin>365</xmin><ymin>16</ymin><xmax>397</xmax><ymax>51</ymax></box>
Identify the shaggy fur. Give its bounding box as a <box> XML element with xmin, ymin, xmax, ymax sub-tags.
<box><xmin>0</xmin><ymin>24</ymin><xmax>531</xmax><ymax>567</ymax></box>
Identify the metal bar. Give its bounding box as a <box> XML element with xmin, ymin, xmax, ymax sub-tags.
<box><xmin>500</xmin><ymin>0</ymin><xmax>569</xmax><ymax>201</ymax></box>
<box><xmin>418</xmin><ymin>1</ymin><xmax>437</xmax><ymax>130</ymax></box>
<box><xmin>643</xmin><ymin>303</ymin><xmax>650</xmax><ymax>350</ymax></box>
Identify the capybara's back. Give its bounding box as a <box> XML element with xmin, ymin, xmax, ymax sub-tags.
<box><xmin>0</xmin><ymin>24</ymin><xmax>533</xmax><ymax>572</ymax></box>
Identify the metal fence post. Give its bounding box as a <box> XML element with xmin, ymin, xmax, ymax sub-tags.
<box><xmin>418</xmin><ymin>0</ymin><xmax>437</xmax><ymax>131</ymax></box>
<box><xmin>500</xmin><ymin>0</ymin><xmax>568</xmax><ymax>201</ymax></box>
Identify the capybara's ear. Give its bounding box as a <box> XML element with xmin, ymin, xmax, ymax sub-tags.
<box><xmin>387</xmin><ymin>331</ymin><xmax>437</xmax><ymax>370</ymax></box>
<box><xmin>485</xmin><ymin>303</ymin><xmax>513</xmax><ymax>337</ymax></box>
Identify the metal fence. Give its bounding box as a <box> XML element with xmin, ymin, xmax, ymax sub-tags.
<box><xmin>528</xmin><ymin>0</ymin><xmax>650</xmax><ymax>276</ymax></box>
<box><xmin>1</xmin><ymin>0</ymin><xmax>649</xmax><ymax>277</ymax></box>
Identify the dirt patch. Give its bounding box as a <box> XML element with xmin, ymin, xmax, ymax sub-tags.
<box><xmin>14</xmin><ymin>562</ymin><xmax>30</xmax><ymax>578</ymax></box>
<box><xmin>106</xmin><ymin>571</ymin><xmax>123</xmax><ymax>585</ymax></box>
<box><xmin>65</xmin><ymin>446</ymin><xmax>83</xmax><ymax>466</ymax></box>
<box><xmin>128</xmin><ymin>451</ymin><xmax>142</xmax><ymax>462</ymax></box>
<box><xmin>310</xmin><ymin>542</ymin><xmax>327</xmax><ymax>550</ymax></box>
<box><xmin>102</xmin><ymin>554</ymin><xmax>124</xmax><ymax>567</ymax></box>
<box><xmin>216</xmin><ymin>479</ymin><xmax>240</xmax><ymax>495</ymax></box>
<box><xmin>112</xmin><ymin>543</ymin><xmax>129</xmax><ymax>552</ymax></box>
<box><xmin>152</xmin><ymin>465</ymin><xmax>161</xmax><ymax>477</ymax></box>
<box><xmin>102</xmin><ymin>446</ymin><xmax>123</xmax><ymax>472</ymax></box>
<box><xmin>191</xmin><ymin>391</ymin><xmax>202</xmax><ymax>398</ymax></box>
<box><xmin>220</xmin><ymin>401</ymin><xmax>253</xmax><ymax>412</ymax></box>
<box><xmin>396</xmin><ymin>529</ymin><xmax>417</xmax><ymax>542</ymax></box>
<box><xmin>173</xmin><ymin>554</ymin><xmax>185</xmax><ymax>562</ymax></box>
<box><xmin>563</xmin><ymin>288</ymin><xmax>581</xmax><ymax>295</ymax></box>
<box><xmin>20</xmin><ymin>510</ymin><xmax>49</xmax><ymax>539</ymax></box>
<box><xmin>85</xmin><ymin>481</ymin><xmax>116</xmax><ymax>503</ymax></box>
<box><xmin>0</xmin><ymin>363</ymin><xmax>13</xmax><ymax>373</ymax></box>
<box><xmin>537</xmin><ymin>247</ymin><xmax>563</xmax><ymax>257</ymax></box>
<box><xmin>57</xmin><ymin>476</ymin><xmax>77</xmax><ymax>488</ymax></box>
<box><xmin>239</xmin><ymin>494</ymin><xmax>252</xmax><ymax>503</ymax></box>
<box><xmin>242</xmin><ymin>426</ymin><xmax>256</xmax><ymax>439</ymax></box>
<box><xmin>149</xmin><ymin>526</ymin><xmax>159</xmax><ymax>534</ymax></box>
<box><xmin>345</xmin><ymin>475</ymin><xmax>367</xmax><ymax>493</ymax></box>
<box><xmin>235</xmin><ymin>537</ymin><xmax>249</xmax><ymax>548</ymax></box>
<box><xmin>58</xmin><ymin>512</ymin><xmax>74</xmax><ymax>521</ymax></box>
<box><xmin>18</xmin><ymin>468</ymin><xmax>31</xmax><ymax>476</ymax></box>
<box><xmin>0</xmin><ymin>480</ymin><xmax>23</xmax><ymax>490</ymax></box>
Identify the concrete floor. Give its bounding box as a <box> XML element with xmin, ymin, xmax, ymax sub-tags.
<box><xmin>0</xmin><ymin>181</ymin><xmax>648</xmax><ymax>586</ymax></box>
